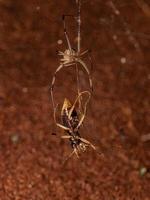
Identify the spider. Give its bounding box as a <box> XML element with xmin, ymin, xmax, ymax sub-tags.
<box><xmin>53</xmin><ymin>91</ymin><xmax>98</xmax><ymax>163</ymax></box>
<box><xmin>50</xmin><ymin>0</ymin><xmax>93</xmax><ymax>110</ymax></box>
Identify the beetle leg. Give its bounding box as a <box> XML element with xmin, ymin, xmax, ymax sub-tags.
<box><xmin>61</xmin><ymin>135</ymin><xmax>72</xmax><ymax>139</ymax></box>
<box><xmin>74</xmin><ymin>147</ymin><xmax>80</xmax><ymax>158</ymax></box>
<box><xmin>79</xmin><ymin>137</ymin><xmax>96</xmax><ymax>150</ymax></box>
<box><xmin>79</xmin><ymin>137</ymin><xmax>102</xmax><ymax>156</ymax></box>
<box><xmin>62</xmin><ymin>149</ymin><xmax>75</xmax><ymax>165</ymax></box>
<box><xmin>54</xmin><ymin>104</ymin><xmax>70</xmax><ymax>131</ymax></box>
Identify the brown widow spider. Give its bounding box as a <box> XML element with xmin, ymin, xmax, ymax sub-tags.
<box><xmin>53</xmin><ymin>91</ymin><xmax>99</xmax><ymax>163</ymax></box>
<box><xmin>50</xmin><ymin>0</ymin><xmax>93</xmax><ymax>110</ymax></box>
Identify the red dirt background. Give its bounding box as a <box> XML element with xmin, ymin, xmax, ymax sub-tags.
<box><xmin>0</xmin><ymin>0</ymin><xmax>150</xmax><ymax>199</ymax></box>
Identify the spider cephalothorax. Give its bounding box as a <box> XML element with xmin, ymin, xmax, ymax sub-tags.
<box><xmin>58</xmin><ymin>49</ymin><xmax>77</xmax><ymax>64</ymax></box>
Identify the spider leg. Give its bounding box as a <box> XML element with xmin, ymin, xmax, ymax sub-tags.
<box><xmin>50</xmin><ymin>64</ymin><xmax>64</xmax><ymax>109</ymax></box>
<box><xmin>50</xmin><ymin>62</ymin><xmax>72</xmax><ymax>109</ymax></box>
<box><xmin>86</xmin><ymin>50</ymin><xmax>94</xmax><ymax>82</ymax></box>
<box><xmin>76</xmin><ymin>59</ymin><xmax>93</xmax><ymax>91</ymax></box>
<box><xmin>62</xmin><ymin>15</ymin><xmax>74</xmax><ymax>54</ymax></box>
<box><xmin>74</xmin><ymin>91</ymin><xmax>91</xmax><ymax>130</ymax></box>
<box><xmin>68</xmin><ymin>91</ymin><xmax>91</xmax><ymax>120</ymax></box>
<box><xmin>57</xmin><ymin>51</ymin><xmax>64</xmax><ymax>56</ymax></box>
<box><xmin>80</xmin><ymin>49</ymin><xmax>94</xmax><ymax>74</ymax></box>
<box><xmin>75</xmin><ymin>63</ymin><xmax>83</xmax><ymax>114</ymax></box>
<box><xmin>80</xmin><ymin>49</ymin><xmax>89</xmax><ymax>56</ymax></box>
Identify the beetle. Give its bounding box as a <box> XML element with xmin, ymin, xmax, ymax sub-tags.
<box><xmin>53</xmin><ymin>91</ymin><xmax>98</xmax><ymax>162</ymax></box>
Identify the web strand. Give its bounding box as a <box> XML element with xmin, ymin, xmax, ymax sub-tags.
<box><xmin>76</xmin><ymin>0</ymin><xmax>81</xmax><ymax>54</ymax></box>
